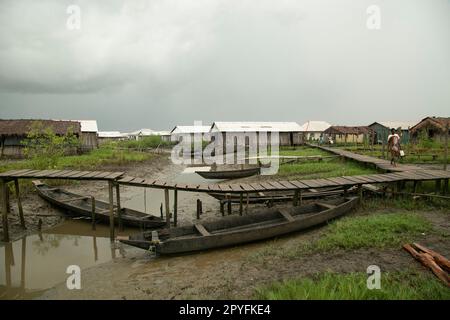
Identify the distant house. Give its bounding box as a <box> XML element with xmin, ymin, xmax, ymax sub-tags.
<box><xmin>409</xmin><ymin>117</ymin><xmax>450</xmax><ymax>142</ymax></box>
<box><xmin>77</xmin><ymin>120</ymin><xmax>99</xmax><ymax>151</ymax></box>
<box><xmin>323</xmin><ymin>126</ymin><xmax>373</xmax><ymax>144</ymax></box>
<box><xmin>0</xmin><ymin>119</ymin><xmax>81</xmax><ymax>158</ymax></box>
<box><xmin>98</xmin><ymin>131</ymin><xmax>126</xmax><ymax>143</ymax></box>
<box><xmin>170</xmin><ymin>125</ymin><xmax>211</xmax><ymax>142</ymax></box>
<box><xmin>299</xmin><ymin>121</ymin><xmax>331</xmax><ymax>142</ymax></box>
<box><xmin>127</xmin><ymin>128</ymin><xmax>171</xmax><ymax>142</ymax></box>
<box><xmin>210</xmin><ymin>121</ymin><xmax>303</xmax><ymax>147</ymax></box>
<box><xmin>368</xmin><ymin>121</ymin><xmax>417</xmax><ymax>145</ymax></box>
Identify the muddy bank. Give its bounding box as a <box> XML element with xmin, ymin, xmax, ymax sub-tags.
<box><xmin>40</xmin><ymin>208</ymin><xmax>449</xmax><ymax>300</ymax></box>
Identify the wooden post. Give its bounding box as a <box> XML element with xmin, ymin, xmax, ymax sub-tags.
<box><xmin>293</xmin><ymin>190</ymin><xmax>299</xmax><ymax>206</ymax></box>
<box><xmin>196</xmin><ymin>199</ymin><xmax>202</xmax><ymax>219</ymax></box>
<box><xmin>91</xmin><ymin>196</ymin><xmax>96</xmax><ymax>230</ymax></box>
<box><xmin>299</xmin><ymin>190</ymin><xmax>303</xmax><ymax>206</ymax></box>
<box><xmin>160</xmin><ymin>203</ymin><xmax>163</xmax><ymax>219</ymax></box>
<box><xmin>443</xmin><ymin>179</ymin><xmax>449</xmax><ymax>195</ymax></box>
<box><xmin>14</xmin><ymin>179</ymin><xmax>26</xmax><ymax>229</ymax></box>
<box><xmin>444</xmin><ymin>123</ymin><xmax>448</xmax><ymax>171</ymax></box>
<box><xmin>1</xmin><ymin>180</ymin><xmax>9</xmax><ymax>242</ymax></box>
<box><xmin>413</xmin><ymin>180</ymin><xmax>418</xmax><ymax>194</ymax></box>
<box><xmin>246</xmin><ymin>193</ymin><xmax>249</xmax><ymax>213</ymax></box>
<box><xmin>108</xmin><ymin>181</ymin><xmax>114</xmax><ymax>241</ymax></box>
<box><xmin>358</xmin><ymin>184</ymin><xmax>363</xmax><ymax>202</ymax></box>
<box><xmin>164</xmin><ymin>188</ymin><xmax>170</xmax><ymax>227</ymax></box>
<box><xmin>220</xmin><ymin>201</ymin><xmax>224</xmax><ymax>216</ymax></box>
<box><xmin>382</xmin><ymin>139</ymin><xmax>386</xmax><ymax>159</ymax></box>
<box><xmin>435</xmin><ymin>179</ymin><xmax>441</xmax><ymax>195</ymax></box>
<box><xmin>173</xmin><ymin>189</ymin><xmax>178</xmax><ymax>227</ymax></box>
<box><xmin>115</xmin><ymin>183</ymin><xmax>123</xmax><ymax>231</ymax></box>
<box><xmin>227</xmin><ymin>194</ymin><xmax>232</xmax><ymax>215</ymax></box>
<box><xmin>239</xmin><ymin>193</ymin><xmax>243</xmax><ymax>216</ymax></box>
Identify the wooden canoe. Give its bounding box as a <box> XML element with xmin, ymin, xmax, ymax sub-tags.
<box><xmin>33</xmin><ymin>181</ymin><xmax>165</xmax><ymax>229</ymax></box>
<box><xmin>120</xmin><ymin>196</ymin><xmax>358</xmax><ymax>254</ymax></box>
<box><xmin>196</xmin><ymin>167</ymin><xmax>260</xmax><ymax>180</ymax></box>
<box><xmin>209</xmin><ymin>186</ymin><xmax>353</xmax><ymax>204</ymax></box>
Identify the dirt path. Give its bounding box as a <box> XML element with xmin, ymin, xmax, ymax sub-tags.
<box><xmin>40</xmin><ymin>208</ymin><xmax>449</xmax><ymax>300</ymax></box>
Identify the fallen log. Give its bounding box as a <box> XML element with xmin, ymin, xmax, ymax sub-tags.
<box><xmin>403</xmin><ymin>244</ymin><xmax>450</xmax><ymax>287</ymax></box>
<box><xmin>413</xmin><ymin>243</ymin><xmax>450</xmax><ymax>273</ymax></box>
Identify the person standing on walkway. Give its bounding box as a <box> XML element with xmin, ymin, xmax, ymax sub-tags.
<box><xmin>387</xmin><ymin>128</ymin><xmax>401</xmax><ymax>167</ymax></box>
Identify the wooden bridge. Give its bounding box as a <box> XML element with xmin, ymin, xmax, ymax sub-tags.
<box><xmin>1</xmin><ymin>152</ymin><xmax>449</xmax><ymax>242</ymax></box>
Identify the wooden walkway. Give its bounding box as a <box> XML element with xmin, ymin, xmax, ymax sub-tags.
<box><xmin>0</xmin><ymin>169</ymin><xmax>125</xmax><ymax>181</ymax></box>
<box><xmin>308</xmin><ymin>144</ymin><xmax>424</xmax><ymax>172</ymax></box>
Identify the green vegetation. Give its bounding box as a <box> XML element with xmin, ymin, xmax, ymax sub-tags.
<box><xmin>277</xmin><ymin>160</ymin><xmax>376</xmax><ymax>179</ymax></box>
<box><xmin>255</xmin><ymin>271</ymin><xmax>450</xmax><ymax>300</ymax></box>
<box><xmin>279</xmin><ymin>146</ymin><xmax>331</xmax><ymax>157</ymax></box>
<box><xmin>312</xmin><ymin>213</ymin><xmax>431</xmax><ymax>251</ymax></box>
<box><xmin>116</xmin><ymin>135</ymin><xmax>175</xmax><ymax>150</ymax></box>
<box><xmin>21</xmin><ymin>121</ymin><xmax>80</xmax><ymax>169</ymax></box>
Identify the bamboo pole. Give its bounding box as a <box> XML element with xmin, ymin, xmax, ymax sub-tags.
<box><xmin>1</xmin><ymin>179</ymin><xmax>9</xmax><ymax>242</ymax></box>
<box><xmin>108</xmin><ymin>181</ymin><xmax>114</xmax><ymax>241</ymax></box>
<box><xmin>173</xmin><ymin>189</ymin><xmax>178</xmax><ymax>227</ymax></box>
<box><xmin>164</xmin><ymin>188</ymin><xmax>170</xmax><ymax>227</ymax></box>
<box><xmin>444</xmin><ymin>123</ymin><xmax>448</xmax><ymax>171</ymax></box>
<box><xmin>14</xmin><ymin>179</ymin><xmax>26</xmax><ymax>229</ymax></box>
<box><xmin>91</xmin><ymin>196</ymin><xmax>96</xmax><ymax>230</ymax></box>
<box><xmin>115</xmin><ymin>183</ymin><xmax>123</xmax><ymax>231</ymax></box>
<box><xmin>293</xmin><ymin>190</ymin><xmax>299</xmax><ymax>206</ymax></box>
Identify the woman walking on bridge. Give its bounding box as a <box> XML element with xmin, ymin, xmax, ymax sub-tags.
<box><xmin>387</xmin><ymin>128</ymin><xmax>401</xmax><ymax>167</ymax></box>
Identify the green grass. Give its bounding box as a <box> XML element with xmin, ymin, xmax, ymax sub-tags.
<box><xmin>279</xmin><ymin>146</ymin><xmax>331</xmax><ymax>157</ymax></box>
<box><xmin>117</xmin><ymin>136</ymin><xmax>175</xmax><ymax>149</ymax></box>
<box><xmin>312</xmin><ymin>213</ymin><xmax>432</xmax><ymax>251</ymax></box>
<box><xmin>276</xmin><ymin>160</ymin><xmax>376</xmax><ymax>179</ymax></box>
<box><xmin>255</xmin><ymin>271</ymin><xmax>450</xmax><ymax>300</ymax></box>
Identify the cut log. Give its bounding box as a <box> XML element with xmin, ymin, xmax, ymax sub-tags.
<box><xmin>412</xmin><ymin>243</ymin><xmax>450</xmax><ymax>273</ymax></box>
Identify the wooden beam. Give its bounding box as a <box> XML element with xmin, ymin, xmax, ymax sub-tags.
<box><xmin>115</xmin><ymin>183</ymin><xmax>122</xmax><ymax>231</ymax></box>
<box><xmin>444</xmin><ymin>123</ymin><xmax>448</xmax><ymax>171</ymax></box>
<box><xmin>239</xmin><ymin>193</ymin><xmax>243</xmax><ymax>216</ymax></box>
<box><xmin>164</xmin><ymin>188</ymin><xmax>170</xmax><ymax>227</ymax></box>
<box><xmin>1</xmin><ymin>180</ymin><xmax>9</xmax><ymax>242</ymax></box>
<box><xmin>108</xmin><ymin>181</ymin><xmax>114</xmax><ymax>241</ymax></box>
<box><xmin>14</xmin><ymin>179</ymin><xmax>25</xmax><ymax>229</ymax></box>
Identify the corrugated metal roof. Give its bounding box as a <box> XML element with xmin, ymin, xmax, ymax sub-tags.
<box><xmin>98</xmin><ymin>131</ymin><xmax>123</xmax><ymax>138</ymax></box>
<box><xmin>77</xmin><ymin>120</ymin><xmax>98</xmax><ymax>132</ymax></box>
<box><xmin>299</xmin><ymin>121</ymin><xmax>331</xmax><ymax>132</ymax></box>
<box><xmin>128</xmin><ymin>128</ymin><xmax>154</xmax><ymax>136</ymax></box>
<box><xmin>211</xmin><ymin>122</ymin><xmax>302</xmax><ymax>132</ymax></box>
<box><xmin>171</xmin><ymin>125</ymin><xmax>211</xmax><ymax>134</ymax></box>
<box><xmin>370</xmin><ymin>121</ymin><xmax>417</xmax><ymax>130</ymax></box>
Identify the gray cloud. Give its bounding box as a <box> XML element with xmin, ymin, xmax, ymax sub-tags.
<box><xmin>0</xmin><ymin>0</ymin><xmax>449</xmax><ymax>131</ymax></box>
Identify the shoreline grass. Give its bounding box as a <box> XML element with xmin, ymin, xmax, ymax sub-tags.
<box><xmin>255</xmin><ymin>270</ymin><xmax>450</xmax><ymax>300</ymax></box>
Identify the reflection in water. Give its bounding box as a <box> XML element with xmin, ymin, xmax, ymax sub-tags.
<box><xmin>0</xmin><ymin>223</ymin><xmax>130</xmax><ymax>300</ymax></box>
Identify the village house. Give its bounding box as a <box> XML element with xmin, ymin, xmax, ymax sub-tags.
<box><xmin>409</xmin><ymin>117</ymin><xmax>450</xmax><ymax>143</ymax></box>
<box><xmin>0</xmin><ymin>119</ymin><xmax>81</xmax><ymax>158</ymax></box>
<box><xmin>210</xmin><ymin>122</ymin><xmax>303</xmax><ymax>148</ymax></box>
<box><xmin>77</xmin><ymin>120</ymin><xmax>99</xmax><ymax>151</ymax></box>
<box><xmin>299</xmin><ymin>120</ymin><xmax>331</xmax><ymax>142</ymax></box>
<box><xmin>170</xmin><ymin>125</ymin><xmax>211</xmax><ymax>142</ymax></box>
<box><xmin>323</xmin><ymin>126</ymin><xmax>373</xmax><ymax>144</ymax></box>
<box><xmin>98</xmin><ymin>131</ymin><xmax>126</xmax><ymax>143</ymax></box>
<box><xmin>368</xmin><ymin>121</ymin><xmax>417</xmax><ymax>145</ymax></box>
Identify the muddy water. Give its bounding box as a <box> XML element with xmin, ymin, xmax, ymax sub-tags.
<box><xmin>0</xmin><ymin>222</ymin><xmax>132</xmax><ymax>300</ymax></box>
<box><xmin>0</xmin><ymin>165</ymin><xmax>227</xmax><ymax>299</ymax></box>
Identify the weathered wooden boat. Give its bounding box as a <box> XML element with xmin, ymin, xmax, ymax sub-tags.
<box><xmin>196</xmin><ymin>167</ymin><xmax>260</xmax><ymax>180</ymax></box>
<box><xmin>209</xmin><ymin>186</ymin><xmax>352</xmax><ymax>204</ymax></box>
<box><xmin>119</xmin><ymin>196</ymin><xmax>358</xmax><ymax>254</ymax></box>
<box><xmin>33</xmin><ymin>181</ymin><xmax>165</xmax><ymax>229</ymax></box>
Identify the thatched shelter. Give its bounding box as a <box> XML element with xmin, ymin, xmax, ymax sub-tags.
<box><xmin>0</xmin><ymin>119</ymin><xmax>81</xmax><ymax>158</ymax></box>
<box><xmin>409</xmin><ymin>117</ymin><xmax>450</xmax><ymax>142</ymax></box>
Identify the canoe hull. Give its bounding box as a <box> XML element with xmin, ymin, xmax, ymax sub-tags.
<box><xmin>121</xmin><ymin>197</ymin><xmax>358</xmax><ymax>254</ymax></box>
<box><xmin>196</xmin><ymin>167</ymin><xmax>260</xmax><ymax>180</ymax></box>
<box><xmin>34</xmin><ymin>181</ymin><xmax>165</xmax><ymax>229</ymax></box>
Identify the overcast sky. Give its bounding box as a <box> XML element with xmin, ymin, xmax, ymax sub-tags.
<box><xmin>0</xmin><ymin>0</ymin><xmax>449</xmax><ymax>131</ymax></box>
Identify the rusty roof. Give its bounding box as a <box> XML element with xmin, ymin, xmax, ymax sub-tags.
<box><xmin>0</xmin><ymin>119</ymin><xmax>81</xmax><ymax>136</ymax></box>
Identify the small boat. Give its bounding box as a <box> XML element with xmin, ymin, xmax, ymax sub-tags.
<box><xmin>196</xmin><ymin>167</ymin><xmax>260</xmax><ymax>180</ymax></box>
<box><xmin>209</xmin><ymin>187</ymin><xmax>354</xmax><ymax>204</ymax></box>
<box><xmin>33</xmin><ymin>181</ymin><xmax>165</xmax><ymax>229</ymax></box>
<box><xmin>119</xmin><ymin>196</ymin><xmax>358</xmax><ymax>254</ymax></box>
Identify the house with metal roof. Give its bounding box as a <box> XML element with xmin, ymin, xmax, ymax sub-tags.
<box><xmin>368</xmin><ymin>121</ymin><xmax>417</xmax><ymax>145</ymax></box>
<box><xmin>210</xmin><ymin>121</ymin><xmax>303</xmax><ymax>146</ymax></box>
<box><xmin>299</xmin><ymin>121</ymin><xmax>331</xmax><ymax>142</ymax></box>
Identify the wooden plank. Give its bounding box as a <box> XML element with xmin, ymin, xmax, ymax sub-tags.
<box><xmin>104</xmin><ymin>172</ymin><xmax>125</xmax><ymax>180</ymax></box>
<box><xmin>278</xmin><ymin>208</ymin><xmax>295</xmax><ymax>222</ymax></box>
<box><xmin>277</xmin><ymin>181</ymin><xmax>298</xmax><ymax>189</ymax></box>
<box><xmin>299</xmin><ymin>179</ymin><xmax>325</xmax><ymax>188</ymax></box>
<box><xmin>239</xmin><ymin>183</ymin><xmax>256</xmax><ymax>192</ymax></box>
<box><xmin>341</xmin><ymin>176</ymin><xmax>369</xmax><ymax>184</ymax></box>
<box><xmin>267</xmin><ymin>181</ymin><xmax>287</xmax><ymax>190</ymax></box>
<box><xmin>91</xmin><ymin>171</ymin><xmax>114</xmax><ymax>179</ymax></box>
<box><xmin>18</xmin><ymin>170</ymin><xmax>42</xmax><ymax>177</ymax></box>
<box><xmin>79</xmin><ymin>171</ymin><xmax>104</xmax><ymax>179</ymax></box>
<box><xmin>325</xmin><ymin>177</ymin><xmax>356</xmax><ymax>186</ymax></box>
<box><xmin>289</xmin><ymin>180</ymin><xmax>309</xmax><ymax>189</ymax></box>
<box><xmin>117</xmin><ymin>176</ymin><xmax>135</xmax><ymax>183</ymax></box>
<box><xmin>46</xmin><ymin>170</ymin><xmax>72</xmax><ymax>178</ymax></box>
<box><xmin>259</xmin><ymin>182</ymin><xmax>276</xmax><ymax>191</ymax></box>
<box><xmin>230</xmin><ymin>184</ymin><xmax>243</xmax><ymax>192</ymax></box>
<box><xmin>194</xmin><ymin>224</ymin><xmax>210</xmax><ymax>236</ymax></box>
<box><xmin>208</xmin><ymin>184</ymin><xmax>222</xmax><ymax>192</ymax></box>
<box><xmin>0</xmin><ymin>169</ymin><xmax>33</xmax><ymax>177</ymax></box>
